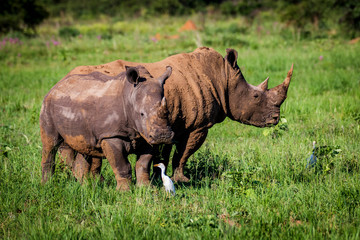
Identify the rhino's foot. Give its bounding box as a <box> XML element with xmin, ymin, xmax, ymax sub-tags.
<box><xmin>172</xmin><ymin>173</ymin><xmax>190</xmax><ymax>183</ymax></box>
<box><xmin>116</xmin><ymin>178</ymin><xmax>131</xmax><ymax>191</ymax></box>
<box><xmin>136</xmin><ymin>173</ymin><xmax>151</xmax><ymax>186</ymax></box>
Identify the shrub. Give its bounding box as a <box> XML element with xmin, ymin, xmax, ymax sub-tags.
<box><xmin>0</xmin><ymin>0</ymin><xmax>48</xmax><ymax>34</ymax></box>
<box><xmin>184</xmin><ymin>147</ymin><xmax>231</xmax><ymax>184</ymax></box>
<box><xmin>59</xmin><ymin>26</ymin><xmax>80</xmax><ymax>39</ymax></box>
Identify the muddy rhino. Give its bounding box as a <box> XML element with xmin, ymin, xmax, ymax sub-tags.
<box><xmin>40</xmin><ymin>65</ymin><xmax>174</xmax><ymax>190</ymax></box>
<box><xmin>68</xmin><ymin>47</ymin><xmax>294</xmax><ymax>182</ymax></box>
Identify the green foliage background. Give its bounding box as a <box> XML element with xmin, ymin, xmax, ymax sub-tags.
<box><xmin>0</xmin><ymin>6</ymin><xmax>360</xmax><ymax>240</ymax></box>
<box><xmin>1</xmin><ymin>0</ymin><xmax>360</xmax><ymax>37</ymax></box>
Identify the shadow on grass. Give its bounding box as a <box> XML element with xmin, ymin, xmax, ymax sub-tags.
<box><xmin>182</xmin><ymin>148</ymin><xmax>231</xmax><ymax>189</ymax></box>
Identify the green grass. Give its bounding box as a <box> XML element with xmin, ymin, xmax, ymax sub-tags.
<box><xmin>1</xmin><ymin>15</ymin><xmax>360</xmax><ymax>239</ymax></box>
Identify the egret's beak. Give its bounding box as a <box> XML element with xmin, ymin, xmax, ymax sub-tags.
<box><xmin>153</xmin><ymin>164</ymin><xmax>159</xmax><ymax>167</ymax></box>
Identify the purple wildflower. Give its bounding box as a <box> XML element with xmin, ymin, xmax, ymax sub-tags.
<box><xmin>52</xmin><ymin>39</ymin><xmax>60</xmax><ymax>46</ymax></box>
<box><xmin>10</xmin><ymin>38</ymin><xmax>19</xmax><ymax>44</ymax></box>
<box><xmin>97</xmin><ymin>35</ymin><xmax>102</xmax><ymax>40</ymax></box>
<box><xmin>319</xmin><ymin>55</ymin><xmax>323</xmax><ymax>61</ymax></box>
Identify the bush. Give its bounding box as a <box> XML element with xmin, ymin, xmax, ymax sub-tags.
<box><xmin>277</xmin><ymin>0</ymin><xmax>360</xmax><ymax>37</ymax></box>
<box><xmin>184</xmin><ymin>148</ymin><xmax>231</xmax><ymax>184</ymax></box>
<box><xmin>0</xmin><ymin>0</ymin><xmax>48</xmax><ymax>34</ymax></box>
<box><xmin>59</xmin><ymin>26</ymin><xmax>80</xmax><ymax>39</ymax></box>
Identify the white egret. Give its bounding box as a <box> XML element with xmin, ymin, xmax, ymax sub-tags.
<box><xmin>306</xmin><ymin>141</ymin><xmax>317</xmax><ymax>168</ymax></box>
<box><xmin>153</xmin><ymin>163</ymin><xmax>176</xmax><ymax>196</ymax></box>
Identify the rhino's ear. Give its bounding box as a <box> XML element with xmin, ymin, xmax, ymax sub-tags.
<box><xmin>158</xmin><ymin>66</ymin><xmax>172</xmax><ymax>87</ymax></box>
<box><xmin>125</xmin><ymin>66</ymin><xmax>139</xmax><ymax>85</ymax></box>
<box><xmin>225</xmin><ymin>48</ymin><xmax>239</xmax><ymax>70</ymax></box>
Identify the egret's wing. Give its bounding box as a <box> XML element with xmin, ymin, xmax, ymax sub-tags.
<box><xmin>163</xmin><ymin>176</ymin><xmax>176</xmax><ymax>196</ymax></box>
<box><xmin>306</xmin><ymin>153</ymin><xmax>317</xmax><ymax>168</ymax></box>
<box><xmin>170</xmin><ymin>184</ymin><xmax>176</xmax><ymax>196</ymax></box>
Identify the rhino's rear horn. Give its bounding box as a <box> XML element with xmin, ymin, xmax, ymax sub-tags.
<box><xmin>258</xmin><ymin>77</ymin><xmax>269</xmax><ymax>91</ymax></box>
<box><xmin>158</xmin><ymin>66</ymin><xmax>172</xmax><ymax>87</ymax></box>
<box><xmin>125</xmin><ymin>66</ymin><xmax>139</xmax><ymax>85</ymax></box>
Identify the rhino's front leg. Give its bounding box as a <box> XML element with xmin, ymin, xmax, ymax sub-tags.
<box><xmin>135</xmin><ymin>153</ymin><xmax>152</xmax><ymax>186</ymax></box>
<box><xmin>172</xmin><ymin>129</ymin><xmax>208</xmax><ymax>182</ymax></box>
<box><xmin>135</xmin><ymin>143</ymin><xmax>158</xmax><ymax>186</ymax></box>
<box><xmin>101</xmin><ymin>138</ymin><xmax>131</xmax><ymax>191</ymax></box>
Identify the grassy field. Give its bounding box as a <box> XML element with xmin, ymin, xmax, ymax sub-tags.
<box><xmin>1</xmin><ymin>15</ymin><xmax>360</xmax><ymax>239</ymax></box>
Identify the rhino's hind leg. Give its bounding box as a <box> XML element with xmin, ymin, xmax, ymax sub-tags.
<box><xmin>172</xmin><ymin>129</ymin><xmax>208</xmax><ymax>183</ymax></box>
<box><xmin>40</xmin><ymin>128</ymin><xmax>63</xmax><ymax>184</ymax></box>
<box><xmin>73</xmin><ymin>155</ymin><xmax>104</xmax><ymax>182</ymax></box>
<box><xmin>75</xmin><ymin>156</ymin><xmax>104</xmax><ymax>182</ymax></box>
<box><xmin>89</xmin><ymin>157</ymin><xmax>103</xmax><ymax>179</ymax></box>
<box><xmin>58</xmin><ymin>143</ymin><xmax>76</xmax><ymax>169</ymax></box>
<box><xmin>58</xmin><ymin>143</ymin><xmax>104</xmax><ymax>182</ymax></box>
<box><xmin>101</xmin><ymin>138</ymin><xmax>131</xmax><ymax>191</ymax></box>
<box><xmin>72</xmin><ymin>154</ymin><xmax>90</xmax><ymax>182</ymax></box>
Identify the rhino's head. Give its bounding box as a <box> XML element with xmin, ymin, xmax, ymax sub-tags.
<box><xmin>125</xmin><ymin>65</ymin><xmax>174</xmax><ymax>144</ymax></box>
<box><xmin>225</xmin><ymin>49</ymin><xmax>293</xmax><ymax>128</ymax></box>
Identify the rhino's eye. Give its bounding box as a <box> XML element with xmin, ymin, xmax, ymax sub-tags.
<box><xmin>254</xmin><ymin>94</ymin><xmax>259</xmax><ymax>98</ymax></box>
<box><xmin>141</xmin><ymin>112</ymin><xmax>144</xmax><ymax>117</ymax></box>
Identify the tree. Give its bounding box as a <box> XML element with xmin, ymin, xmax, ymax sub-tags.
<box><xmin>0</xmin><ymin>0</ymin><xmax>49</xmax><ymax>34</ymax></box>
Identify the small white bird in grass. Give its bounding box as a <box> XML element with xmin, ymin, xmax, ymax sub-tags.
<box><xmin>306</xmin><ymin>141</ymin><xmax>317</xmax><ymax>169</ymax></box>
<box><xmin>153</xmin><ymin>163</ymin><xmax>176</xmax><ymax>196</ymax></box>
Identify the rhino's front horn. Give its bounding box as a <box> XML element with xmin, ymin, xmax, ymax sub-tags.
<box><xmin>269</xmin><ymin>64</ymin><xmax>294</xmax><ymax>104</ymax></box>
<box><xmin>158</xmin><ymin>97</ymin><xmax>168</xmax><ymax>119</ymax></box>
<box><xmin>258</xmin><ymin>77</ymin><xmax>269</xmax><ymax>91</ymax></box>
<box><xmin>283</xmin><ymin>63</ymin><xmax>294</xmax><ymax>91</ymax></box>
<box><xmin>158</xmin><ymin>66</ymin><xmax>172</xmax><ymax>87</ymax></box>
<box><xmin>161</xmin><ymin>97</ymin><xmax>167</xmax><ymax>109</ymax></box>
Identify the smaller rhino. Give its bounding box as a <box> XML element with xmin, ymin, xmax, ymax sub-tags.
<box><xmin>40</xmin><ymin>65</ymin><xmax>174</xmax><ymax>190</ymax></box>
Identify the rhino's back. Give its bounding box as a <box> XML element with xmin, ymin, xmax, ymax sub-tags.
<box><xmin>41</xmin><ymin>72</ymin><xmax>128</xmax><ymax>152</ymax></box>
<box><xmin>48</xmin><ymin>72</ymin><xmax>125</xmax><ymax>102</ymax></box>
<box><xmin>69</xmin><ymin>47</ymin><xmax>227</xmax><ymax>134</ymax></box>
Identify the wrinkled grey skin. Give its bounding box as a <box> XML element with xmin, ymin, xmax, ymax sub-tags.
<box><xmin>40</xmin><ymin>65</ymin><xmax>174</xmax><ymax>190</ymax></box>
